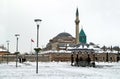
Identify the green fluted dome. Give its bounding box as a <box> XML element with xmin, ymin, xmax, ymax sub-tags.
<box><xmin>79</xmin><ymin>28</ymin><xmax>86</xmax><ymax>43</ymax></box>
<box><xmin>79</xmin><ymin>28</ymin><xmax>86</xmax><ymax>36</ymax></box>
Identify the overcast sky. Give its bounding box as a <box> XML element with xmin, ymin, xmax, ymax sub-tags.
<box><xmin>0</xmin><ymin>0</ymin><xmax>120</xmax><ymax>53</ymax></box>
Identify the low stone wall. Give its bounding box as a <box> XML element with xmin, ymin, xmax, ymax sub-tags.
<box><xmin>0</xmin><ymin>54</ymin><xmax>50</xmax><ymax>62</ymax></box>
<box><xmin>0</xmin><ymin>52</ymin><xmax>119</xmax><ymax>63</ymax></box>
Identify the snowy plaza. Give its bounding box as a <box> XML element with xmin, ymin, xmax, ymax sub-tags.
<box><xmin>1</xmin><ymin>1</ymin><xmax>120</xmax><ymax>79</ymax></box>
<box><xmin>0</xmin><ymin>62</ymin><xmax>120</xmax><ymax>79</ymax></box>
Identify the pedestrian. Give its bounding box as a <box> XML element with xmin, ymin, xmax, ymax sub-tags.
<box><xmin>87</xmin><ymin>56</ymin><xmax>91</xmax><ymax>65</ymax></box>
<box><xmin>75</xmin><ymin>54</ymin><xmax>79</xmax><ymax>66</ymax></box>
<box><xmin>71</xmin><ymin>54</ymin><xmax>74</xmax><ymax>66</ymax></box>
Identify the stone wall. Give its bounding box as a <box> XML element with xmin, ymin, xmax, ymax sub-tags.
<box><xmin>0</xmin><ymin>52</ymin><xmax>119</xmax><ymax>63</ymax></box>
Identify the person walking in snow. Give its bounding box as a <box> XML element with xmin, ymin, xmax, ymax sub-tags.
<box><xmin>87</xmin><ymin>54</ymin><xmax>91</xmax><ymax>66</ymax></box>
<box><xmin>75</xmin><ymin>54</ymin><xmax>79</xmax><ymax>66</ymax></box>
<box><xmin>71</xmin><ymin>54</ymin><xmax>74</xmax><ymax>66</ymax></box>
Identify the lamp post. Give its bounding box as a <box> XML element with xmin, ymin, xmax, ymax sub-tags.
<box><xmin>6</xmin><ymin>40</ymin><xmax>10</xmax><ymax>64</ymax></box>
<box><xmin>34</xmin><ymin>19</ymin><xmax>42</xmax><ymax>74</ymax></box>
<box><xmin>15</xmin><ymin>34</ymin><xmax>20</xmax><ymax>67</ymax></box>
<box><xmin>6</xmin><ymin>40</ymin><xmax>10</xmax><ymax>52</ymax></box>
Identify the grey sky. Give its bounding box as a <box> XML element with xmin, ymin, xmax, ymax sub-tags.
<box><xmin>0</xmin><ymin>0</ymin><xmax>120</xmax><ymax>53</ymax></box>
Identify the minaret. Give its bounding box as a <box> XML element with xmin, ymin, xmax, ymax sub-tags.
<box><xmin>75</xmin><ymin>8</ymin><xmax>80</xmax><ymax>44</ymax></box>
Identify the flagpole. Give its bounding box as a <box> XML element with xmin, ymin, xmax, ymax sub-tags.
<box><xmin>31</xmin><ymin>39</ymin><xmax>34</xmax><ymax>54</ymax></box>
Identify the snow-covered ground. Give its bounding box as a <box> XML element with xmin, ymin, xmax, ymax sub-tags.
<box><xmin>0</xmin><ymin>61</ymin><xmax>120</xmax><ymax>79</ymax></box>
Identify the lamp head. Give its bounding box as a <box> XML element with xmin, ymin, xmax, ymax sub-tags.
<box><xmin>15</xmin><ymin>34</ymin><xmax>20</xmax><ymax>37</ymax></box>
<box><xmin>34</xmin><ymin>19</ymin><xmax>42</xmax><ymax>25</ymax></box>
<box><xmin>6</xmin><ymin>40</ymin><xmax>10</xmax><ymax>43</ymax></box>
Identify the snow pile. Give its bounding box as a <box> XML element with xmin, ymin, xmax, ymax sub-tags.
<box><xmin>0</xmin><ymin>62</ymin><xmax>120</xmax><ymax>79</ymax></box>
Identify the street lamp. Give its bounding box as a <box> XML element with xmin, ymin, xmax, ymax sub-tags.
<box><xmin>15</xmin><ymin>34</ymin><xmax>20</xmax><ymax>67</ymax></box>
<box><xmin>34</xmin><ymin>19</ymin><xmax>42</xmax><ymax>74</ymax></box>
<box><xmin>6</xmin><ymin>40</ymin><xmax>10</xmax><ymax>52</ymax></box>
<box><xmin>6</xmin><ymin>40</ymin><xmax>10</xmax><ymax>64</ymax></box>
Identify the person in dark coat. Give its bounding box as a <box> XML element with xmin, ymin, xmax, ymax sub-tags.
<box><xmin>87</xmin><ymin>54</ymin><xmax>91</xmax><ymax>65</ymax></box>
<box><xmin>117</xmin><ymin>55</ymin><xmax>119</xmax><ymax>62</ymax></box>
<box><xmin>79</xmin><ymin>57</ymin><xmax>83</xmax><ymax>61</ymax></box>
<box><xmin>75</xmin><ymin>54</ymin><xmax>79</xmax><ymax>66</ymax></box>
<box><xmin>71</xmin><ymin>54</ymin><xmax>74</xmax><ymax>66</ymax></box>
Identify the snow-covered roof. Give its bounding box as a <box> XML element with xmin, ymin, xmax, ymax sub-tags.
<box><xmin>40</xmin><ymin>50</ymin><xmax>72</xmax><ymax>54</ymax></box>
<box><xmin>0</xmin><ymin>48</ymin><xmax>7</xmax><ymax>52</ymax></box>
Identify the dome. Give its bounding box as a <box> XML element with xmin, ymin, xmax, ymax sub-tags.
<box><xmin>56</xmin><ymin>32</ymin><xmax>72</xmax><ymax>37</ymax></box>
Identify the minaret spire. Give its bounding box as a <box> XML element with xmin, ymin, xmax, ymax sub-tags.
<box><xmin>75</xmin><ymin>8</ymin><xmax>80</xmax><ymax>44</ymax></box>
<box><xmin>76</xmin><ymin>8</ymin><xmax>79</xmax><ymax>16</ymax></box>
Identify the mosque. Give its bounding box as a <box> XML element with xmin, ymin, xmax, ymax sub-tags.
<box><xmin>45</xmin><ymin>8</ymin><xmax>87</xmax><ymax>51</ymax></box>
<box><xmin>42</xmin><ymin>8</ymin><xmax>119</xmax><ymax>62</ymax></box>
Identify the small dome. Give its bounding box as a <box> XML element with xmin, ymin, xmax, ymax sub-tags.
<box><xmin>56</xmin><ymin>32</ymin><xmax>72</xmax><ymax>37</ymax></box>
